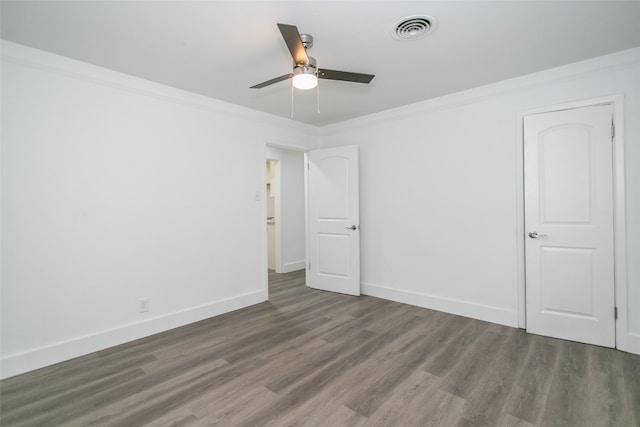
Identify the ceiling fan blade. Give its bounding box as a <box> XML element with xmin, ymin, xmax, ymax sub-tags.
<box><xmin>277</xmin><ymin>23</ymin><xmax>309</xmax><ymax>66</ymax></box>
<box><xmin>318</xmin><ymin>69</ymin><xmax>375</xmax><ymax>84</ymax></box>
<box><xmin>250</xmin><ymin>73</ymin><xmax>294</xmax><ymax>89</ymax></box>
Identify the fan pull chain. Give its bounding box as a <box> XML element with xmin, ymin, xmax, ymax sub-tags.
<box><xmin>316</xmin><ymin>74</ymin><xmax>320</xmax><ymax>114</ymax></box>
<box><xmin>290</xmin><ymin>83</ymin><xmax>295</xmax><ymax>118</ymax></box>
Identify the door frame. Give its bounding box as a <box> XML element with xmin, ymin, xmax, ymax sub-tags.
<box><xmin>515</xmin><ymin>94</ymin><xmax>629</xmax><ymax>350</ymax></box>
<box><xmin>265</xmin><ymin>158</ymin><xmax>282</xmax><ymax>273</ymax></box>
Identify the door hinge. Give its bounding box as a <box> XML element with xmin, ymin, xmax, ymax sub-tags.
<box><xmin>611</xmin><ymin>120</ymin><xmax>615</xmax><ymax>140</ymax></box>
<box><xmin>614</xmin><ymin>306</ymin><xmax>618</xmax><ymax>320</ymax></box>
<box><xmin>308</xmin><ymin>262</ymin><xmax>311</xmax><ymax>270</ymax></box>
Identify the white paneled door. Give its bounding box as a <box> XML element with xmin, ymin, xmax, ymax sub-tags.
<box><xmin>524</xmin><ymin>104</ymin><xmax>615</xmax><ymax>347</ymax></box>
<box><xmin>307</xmin><ymin>145</ymin><xmax>360</xmax><ymax>296</ymax></box>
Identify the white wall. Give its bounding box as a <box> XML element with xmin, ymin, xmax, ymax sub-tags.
<box><xmin>319</xmin><ymin>48</ymin><xmax>640</xmax><ymax>353</ymax></box>
<box><xmin>0</xmin><ymin>41</ymin><xmax>316</xmax><ymax>378</ymax></box>
<box><xmin>266</xmin><ymin>147</ymin><xmax>306</xmax><ymax>273</ymax></box>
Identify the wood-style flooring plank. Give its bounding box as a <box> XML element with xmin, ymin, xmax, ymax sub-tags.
<box><xmin>621</xmin><ymin>349</ymin><xmax>640</xmax><ymax>425</ymax></box>
<box><xmin>1</xmin><ymin>269</ymin><xmax>638</xmax><ymax>427</ymax></box>
<box><xmin>456</xmin><ymin>328</ymin><xmax>532</xmax><ymax>426</ymax></box>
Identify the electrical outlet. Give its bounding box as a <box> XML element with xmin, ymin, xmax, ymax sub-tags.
<box><xmin>139</xmin><ymin>298</ymin><xmax>150</xmax><ymax>313</ymax></box>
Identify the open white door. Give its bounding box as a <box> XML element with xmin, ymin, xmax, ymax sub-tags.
<box><xmin>524</xmin><ymin>104</ymin><xmax>615</xmax><ymax>347</ymax></box>
<box><xmin>307</xmin><ymin>145</ymin><xmax>360</xmax><ymax>296</ymax></box>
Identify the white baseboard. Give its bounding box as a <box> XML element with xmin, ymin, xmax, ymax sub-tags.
<box><xmin>361</xmin><ymin>282</ymin><xmax>518</xmax><ymax>328</ymax></box>
<box><xmin>282</xmin><ymin>260</ymin><xmax>306</xmax><ymax>273</ymax></box>
<box><xmin>0</xmin><ymin>290</ymin><xmax>265</xmax><ymax>380</ymax></box>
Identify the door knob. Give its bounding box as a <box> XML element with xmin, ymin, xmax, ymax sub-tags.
<box><xmin>529</xmin><ymin>231</ymin><xmax>548</xmax><ymax>239</ymax></box>
<box><xmin>345</xmin><ymin>225</ymin><xmax>358</xmax><ymax>230</ymax></box>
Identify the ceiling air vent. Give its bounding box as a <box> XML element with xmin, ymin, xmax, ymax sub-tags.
<box><xmin>392</xmin><ymin>15</ymin><xmax>437</xmax><ymax>40</ymax></box>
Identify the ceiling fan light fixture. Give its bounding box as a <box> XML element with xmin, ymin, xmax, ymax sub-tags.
<box><xmin>292</xmin><ymin>66</ymin><xmax>318</xmax><ymax>90</ymax></box>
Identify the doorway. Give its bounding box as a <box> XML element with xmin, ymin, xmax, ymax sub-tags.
<box><xmin>265</xmin><ymin>146</ymin><xmax>307</xmax><ymax>278</ymax></box>
<box><xmin>264</xmin><ymin>145</ymin><xmax>361</xmax><ymax>296</ymax></box>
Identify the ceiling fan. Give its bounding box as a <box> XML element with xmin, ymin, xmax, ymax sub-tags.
<box><xmin>250</xmin><ymin>23</ymin><xmax>375</xmax><ymax>90</ymax></box>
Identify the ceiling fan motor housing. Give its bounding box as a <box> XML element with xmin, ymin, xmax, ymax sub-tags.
<box><xmin>300</xmin><ymin>33</ymin><xmax>314</xmax><ymax>51</ymax></box>
<box><xmin>295</xmin><ymin>56</ymin><xmax>316</xmax><ymax>72</ymax></box>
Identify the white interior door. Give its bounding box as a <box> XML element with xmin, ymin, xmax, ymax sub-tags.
<box><xmin>524</xmin><ymin>104</ymin><xmax>615</xmax><ymax>347</ymax></box>
<box><xmin>307</xmin><ymin>145</ymin><xmax>360</xmax><ymax>296</ymax></box>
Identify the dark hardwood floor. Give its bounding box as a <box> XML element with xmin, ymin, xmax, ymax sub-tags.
<box><xmin>1</xmin><ymin>270</ymin><xmax>639</xmax><ymax>426</ymax></box>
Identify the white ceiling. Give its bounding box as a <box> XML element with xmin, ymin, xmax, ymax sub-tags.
<box><xmin>2</xmin><ymin>1</ymin><xmax>640</xmax><ymax>127</ymax></box>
